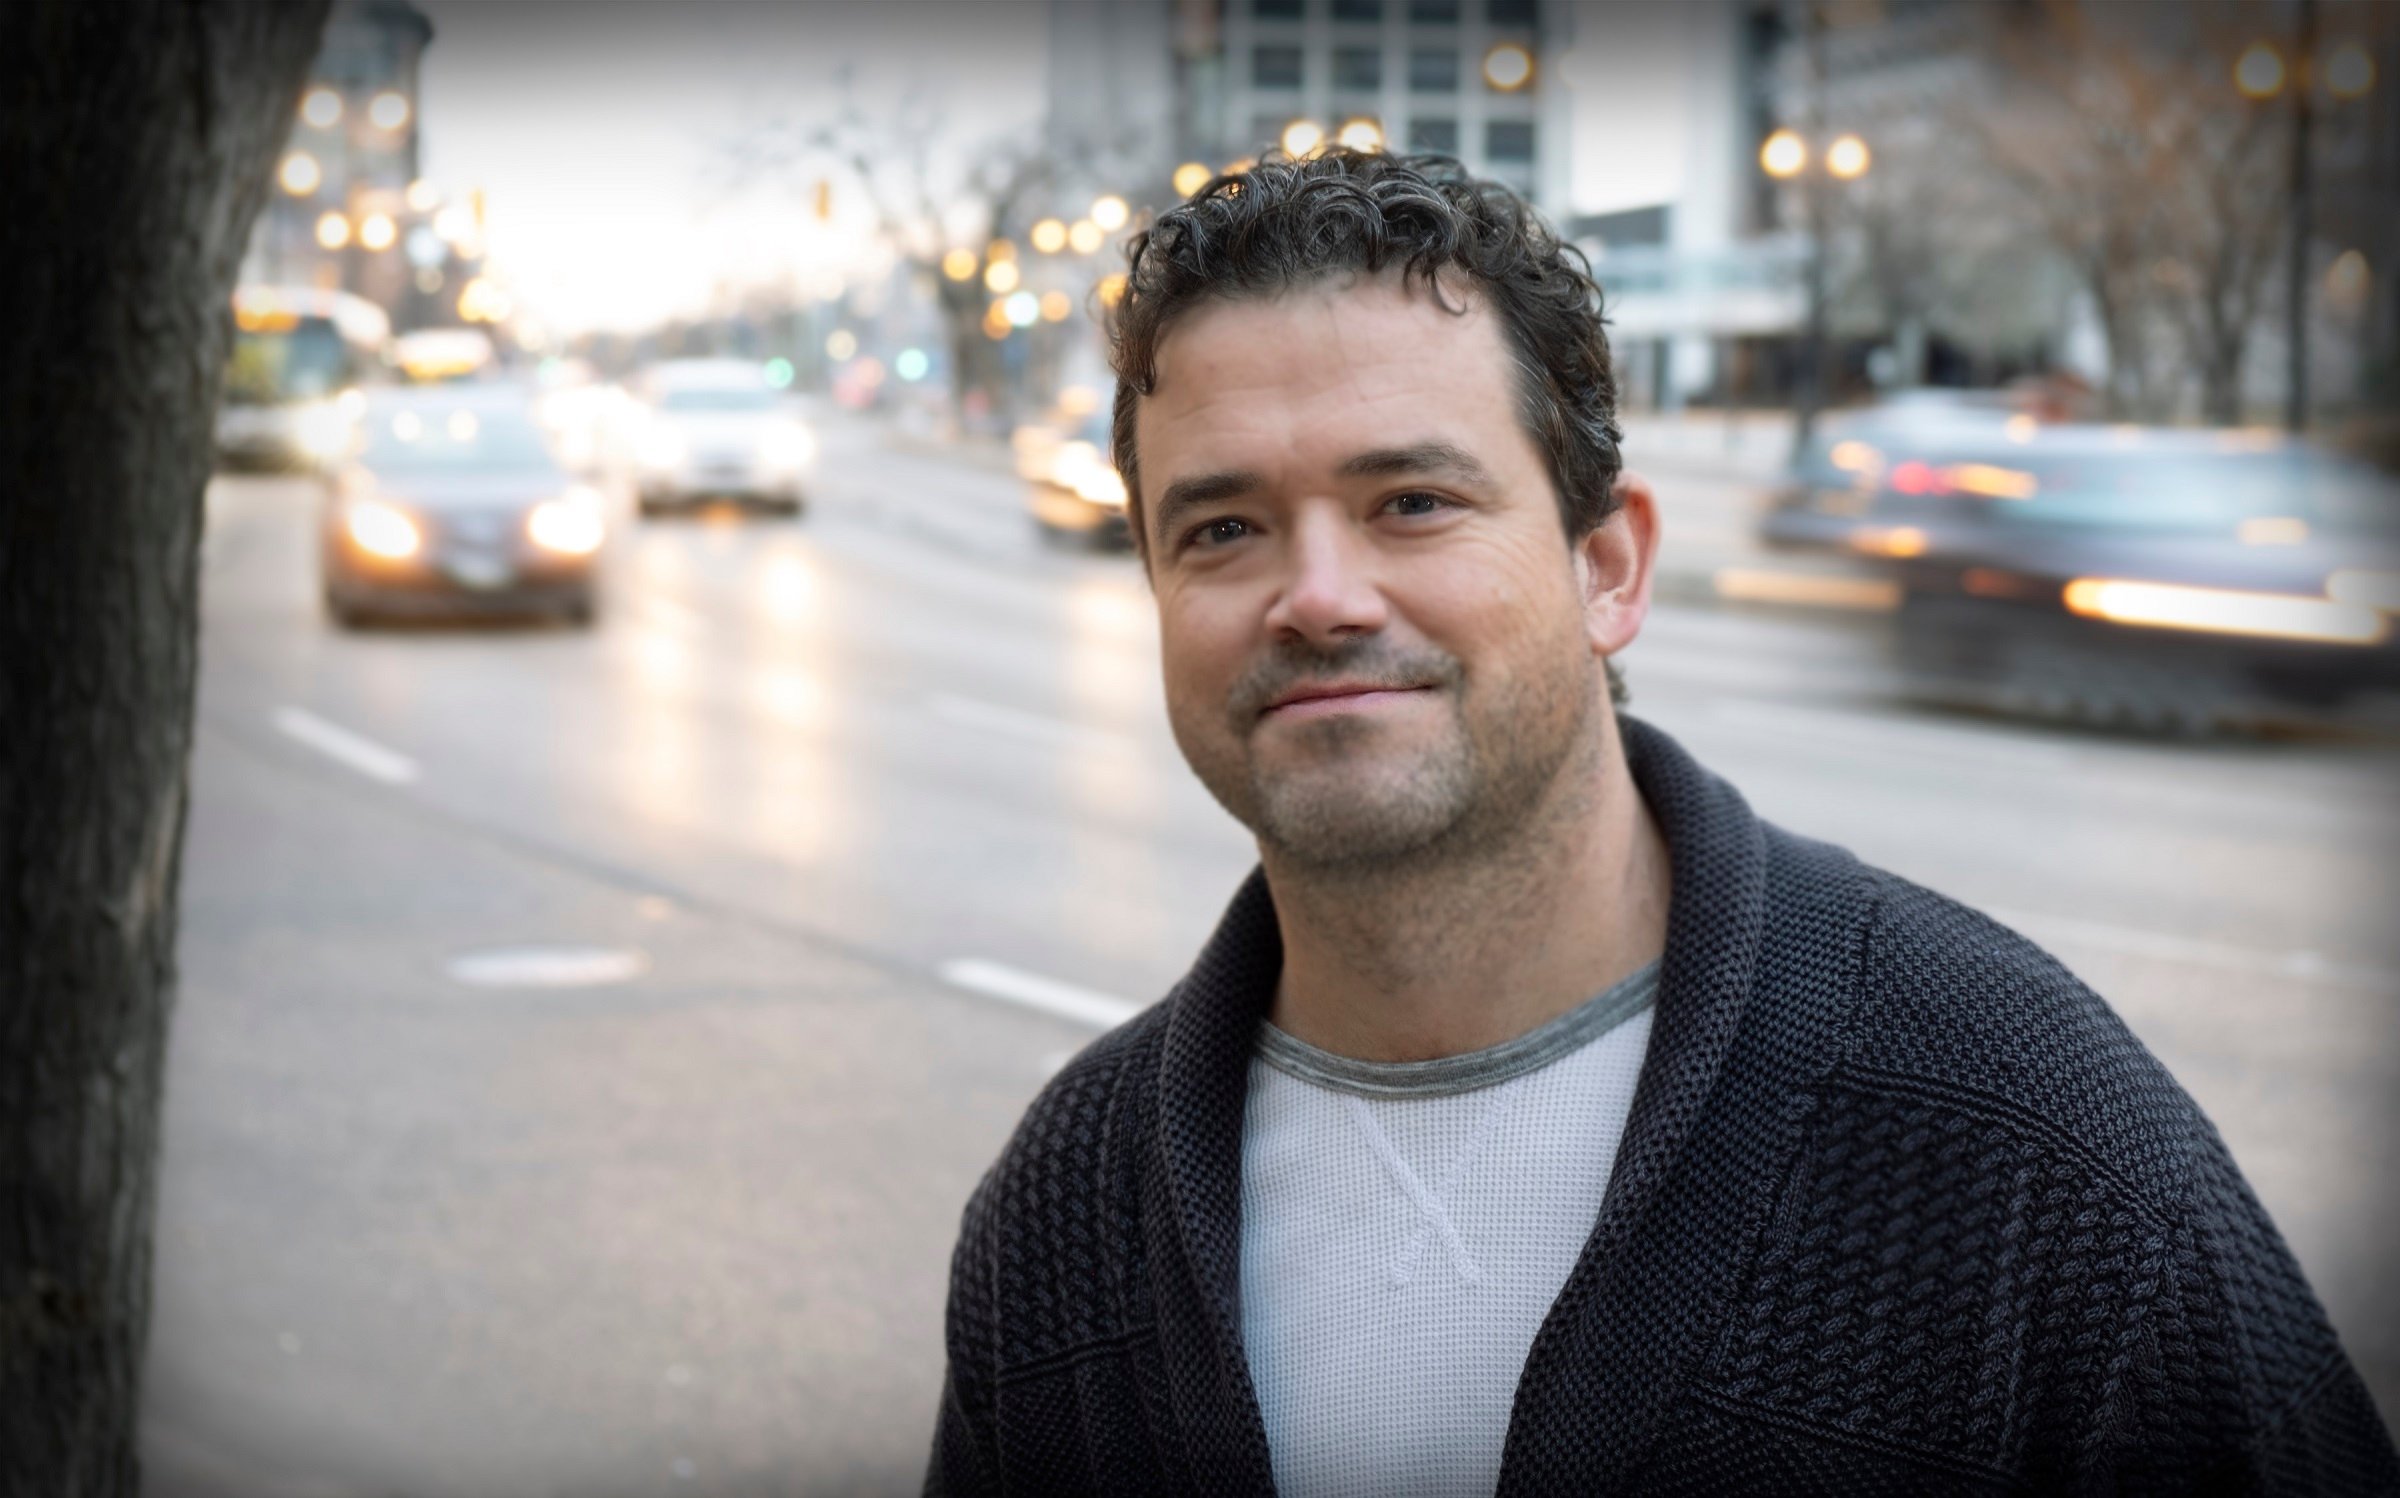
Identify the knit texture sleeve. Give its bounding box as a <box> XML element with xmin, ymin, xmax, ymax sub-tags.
<box><xmin>925</xmin><ymin>1171</ymin><xmax>1004</xmax><ymax>1497</ymax></box>
<box><xmin>1823</xmin><ymin>875</ymin><xmax>2399</xmax><ymax>1491</ymax></box>
<box><xmin>2151</xmin><ymin>1121</ymin><xmax>2399</xmax><ymax>1494</ymax></box>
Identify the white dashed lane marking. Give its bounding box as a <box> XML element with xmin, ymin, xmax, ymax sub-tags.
<box><xmin>940</xmin><ymin>958</ymin><xmax>1145</xmax><ymax>1030</ymax></box>
<box><xmin>273</xmin><ymin>707</ymin><xmax>420</xmax><ymax>785</ymax></box>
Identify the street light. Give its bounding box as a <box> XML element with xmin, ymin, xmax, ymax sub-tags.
<box><xmin>1759</xmin><ymin>125</ymin><xmax>1871</xmax><ymax>450</ymax></box>
<box><xmin>2325</xmin><ymin>40</ymin><xmax>2375</xmax><ymax>100</ymax></box>
<box><xmin>300</xmin><ymin>87</ymin><xmax>342</xmax><ymax>129</ymax></box>
<box><xmin>1281</xmin><ymin>118</ymin><xmax>1325</xmax><ymax>157</ymax></box>
<box><xmin>984</xmin><ymin>259</ymin><xmax>1021</xmax><ymax>294</ymax></box>
<box><xmin>825</xmin><ymin>329</ymin><xmax>858</xmax><ymax>360</ymax></box>
<box><xmin>1067</xmin><ymin>219</ymin><xmax>1105</xmax><ymax>255</ymax></box>
<box><xmin>1759</xmin><ymin>128</ymin><xmax>1806</xmax><ymax>179</ymax></box>
<box><xmin>1337</xmin><ymin>117</ymin><xmax>1384</xmax><ymax>153</ymax></box>
<box><xmin>1040</xmin><ymin>290</ymin><xmax>1072</xmax><ymax>323</ymax></box>
<box><xmin>1030</xmin><ymin>218</ymin><xmax>1068</xmax><ymax>254</ymax></box>
<box><xmin>2236</xmin><ymin>16</ymin><xmax>2379</xmax><ymax>431</ymax></box>
<box><xmin>368</xmin><ymin>91</ymin><xmax>411</xmax><ymax>131</ymax></box>
<box><xmin>1172</xmin><ymin>161</ymin><xmax>1212</xmax><ymax>197</ymax></box>
<box><xmin>278</xmin><ymin>150</ymin><xmax>321</xmax><ymax>196</ymax></box>
<box><xmin>1483</xmin><ymin>42</ymin><xmax>1534</xmax><ymax>93</ymax></box>
<box><xmin>358</xmin><ymin>213</ymin><xmax>396</xmax><ymax>251</ymax></box>
<box><xmin>405</xmin><ymin>178</ymin><xmax>440</xmax><ymax>213</ymax></box>
<box><xmin>1089</xmin><ymin>195</ymin><xmax>1129</xmax><ymax>232</ymax></box>
<box><xmin>941</xmin><ymin>247</ymin><xmax>978</xmax><ymax>281</ymax></box>
<box><xmin>2234</xmin><ymin>41</ymin><xmax>2286</xmax><ymax>100</ymax></box>
<box><xmin>314</xmin><ymin>211</ymin><xmax>351</xmax><ymax>250</ymax></box>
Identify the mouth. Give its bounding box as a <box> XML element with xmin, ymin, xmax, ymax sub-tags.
<box><xmin>1260</xmin><ymin>682</ymin><xmax>1434</xmax><ymax>721</ymax></box>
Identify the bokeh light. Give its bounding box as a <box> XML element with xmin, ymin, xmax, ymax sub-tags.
<box><xmin>278</xmin><ymin>151</ymin><xmax>321</xmax><ymax>196</ymax></box>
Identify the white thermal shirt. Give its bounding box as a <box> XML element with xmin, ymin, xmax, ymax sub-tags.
<box><xmin>1237</xmin><ymin>962</ymin><xmax>1658</xmax><ymax>1498</ymax></box>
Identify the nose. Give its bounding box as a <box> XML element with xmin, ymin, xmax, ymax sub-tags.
<box><xmin>1261</xmin><ymin>505</ymin><xmax>1387</xmax><ymax>646</ymax></box>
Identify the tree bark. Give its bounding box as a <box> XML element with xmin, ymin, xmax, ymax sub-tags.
<box><xmin>0</xmin><ymin>3</ymin><xmax>327</xmax><ymax>1492</ymax></box>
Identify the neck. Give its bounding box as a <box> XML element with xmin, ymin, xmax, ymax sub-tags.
<box><xmin>1263</xmin><ymin>712</ymin><xmax>1671</xmax><ymax>1063</ymax></box>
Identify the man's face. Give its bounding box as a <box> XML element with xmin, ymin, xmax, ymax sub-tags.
<box><xmin>1136</xmin><ymin>274</ymin><xmax>1638</xmax><ymax>871</ymax></box>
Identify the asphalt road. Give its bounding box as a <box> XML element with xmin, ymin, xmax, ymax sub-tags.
<box><xmin>145</xmin><ymin>404</ymin><xmax>2400</xmax><ymax>1495</ymax></box>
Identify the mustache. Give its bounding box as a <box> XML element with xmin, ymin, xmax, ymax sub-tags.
<box><xmin>1226</xmin><ymin>637</ymin><xmax>1464</xmax><ymax>723</ymax></box>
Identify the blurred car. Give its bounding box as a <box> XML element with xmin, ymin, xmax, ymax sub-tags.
<box><xmin>216</xmin><ymin>287</ymin><xmax>387</xmax><ymax>472</ymax></box>
<box><xmin>634</xmin><ymin>359</ymin><xmax>814</xmax><ymax>515</ymax></box>
<box><xmin>392</xmin><ymin>327</ymin><xmax>498</xmax><ymax>384</ymax></box>
<box><xmin>321</xmin><ymin>387</ymin><xmax>604</xmax><ymax>627</ymax></box>
<box><xmin>1015</xmin><ymin>403</ymin><xmax>1130</xmax><ymax>548</ymax></box>
<box><xmin>1765</xmin><ymin>418</ymin><xmax>2400</xmax><ymax>730</ymax></box>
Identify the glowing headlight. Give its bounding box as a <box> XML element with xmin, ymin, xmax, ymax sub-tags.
<box><xmin>527</xmin><ymin>487</ymin><xmax>606</xmax><ymax>556</ymax></box>
<box><xmin>638</xmin><ymin>427</ymin><xmax>686</xmax><ymax>471</ymax></box>
<box><xmin>296</xmin><ymin>399</ymin><xmax>355</xmax><ymax>461</ymax></box>
<box><xmin>2062</xmin><ymin>577</ymin><xmax>2388</xmax><ymax>646</ymax></box>
<box><xmin>762</xmin><ymin>422</ymin><xmax>816</xmax><ymax>471</ymax></box>
<box><xmin>1052</xmin><ymin>440</ymin><xmax>1126</xmax><ymax>506</ymax></box>
<box><xmin>346</xmin><ymin>499</ymin><xmax>421</xmax><ymax>560</ymax></box>
<box><xmin>1072</xmin><ymin>463</ymin><xmax>1128</xmax><ymax>508</ymax></box>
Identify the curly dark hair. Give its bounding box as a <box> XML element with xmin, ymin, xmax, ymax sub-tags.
<box><xmin>1106</xmin><ymin>149</ymin><xmax>1624</xmax><ymax>562</ymax></box>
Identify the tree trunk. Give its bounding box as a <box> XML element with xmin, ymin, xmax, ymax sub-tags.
<box><xmin>0</xmin><ymin>4</ymin><xmax>327</xmax><ymax>1492</ymax></box>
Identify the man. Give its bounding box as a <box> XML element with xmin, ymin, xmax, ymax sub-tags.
<box><xmin>926</xmin><ymin>152</ymin><xmax>2396</xmax><ymax>1495</ymax></box>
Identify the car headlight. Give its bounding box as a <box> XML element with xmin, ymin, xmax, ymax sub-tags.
<box><xmin>346</xmin><ymin>499</ymin><xmax>421</xmax><ymax>560</ymax></box>
<box><xmin>527</xmin><ymin>486</ymin><xmax>606</xmax><ymax>556</ymax></box>
<box><xmin>296</xmin><ymin>399</ymin><xmax>356</xmax><ymax>461</ymax></box>
<box><xmin>762</xmin><ymin>422</ymin><xmax>816</xmax><ymax>471</ymax></box>
<box><xmin>1072</xmin><ymin>463</ymin><xmax>1128</xmax><ymax>509</ymax></box>
<box><xmin>638</xmin><ymin>427</ymin><xmax>686</xmax><ymax>471</ymax></box>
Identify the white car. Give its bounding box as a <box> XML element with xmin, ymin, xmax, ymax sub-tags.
<box><xmin>635</xmin><ymin>360</ymin><xmax>815</xmax><ymax>516</ymax></box>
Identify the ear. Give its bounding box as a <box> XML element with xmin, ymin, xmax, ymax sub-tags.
<box><xmin>1572</xmin><ymin>469</ymin><xmax>1659</xmax><ymax>659</ymax></box>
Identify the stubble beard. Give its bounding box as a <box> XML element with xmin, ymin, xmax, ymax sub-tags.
<box><xmin>1175</xmin><ymin>634</ymin><xmax>1599</xmax><ymax>878</ymax></box>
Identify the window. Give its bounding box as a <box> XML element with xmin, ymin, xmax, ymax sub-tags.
<box><xmin>1409</xmin><ymin>117</ymin><xmax>1459</xmax><ymax>153</ymax></box>
<box><xmin>1332</xmin><ymin>0</ymin><xmax>1384</xmax><ymax>18</ymax></box>
<box><xmin>1409</xmin><ymin>0</ymin><xmax>1460</xmax><ymax>20</ymax></box>
<box><xmin>1487</xmin><ymin>0</ymin><xmax>1537</xmax><ymax>23</ymax></box>
<box><xmin>1408</xmin><ymin>47</ymin><xmax>1459</xmax><ymax>91</ymax></box>
<box><xmin>1254</xmin><ymin>0</ymin><xmax>1305</xmax><ymax>18</ymax></box>
<box><xmin>1333</xmin><ymin>46</ymin><xmax>1382</xmax><ymax>90</ymax></box>
<box><xmin>1487</xmin><ymin>119</ymin><xmax>1535</xmax><ymax>160</ymax></box>
<box><xmin>1253</xmin><ymin>44</ymin><xmax>1304</xmax><ymax>88</ymax></box>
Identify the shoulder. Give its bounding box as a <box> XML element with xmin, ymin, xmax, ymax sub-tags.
<box><xmin>1831</xmin><ymin>860</ymin><xmax>2205</xmax><ymax>1212</ymax></box>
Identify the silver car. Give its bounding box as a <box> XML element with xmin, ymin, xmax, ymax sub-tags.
<box><xmin>634</xmin><ymin>359</ymin><xmax>816</xmax><ymax>516</ymax></box>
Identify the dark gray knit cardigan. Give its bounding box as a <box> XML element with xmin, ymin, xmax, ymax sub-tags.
<box><xmin>927</xmin><ymin>718</ymin><xmax>2398</xmax><ymax>1494</ymax></box>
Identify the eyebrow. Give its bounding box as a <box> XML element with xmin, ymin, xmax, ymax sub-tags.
<box><xmin>1148</xmin><ymin>442</ymin><xmax>1496</xmax><ymax>547</ymax></box>
<box><xmin>1151</xmin><ymin>468</ymin><xmax>1265</xmax><ymax>548</ymax></box>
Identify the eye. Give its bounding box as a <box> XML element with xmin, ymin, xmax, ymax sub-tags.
<box><xmin>1385</xmin><ymin>490</ymin><xmax>1452</xmax><ymax>517</ymax></box>
<box><xmin>1183</xmin><ymin>516</ymin><xmax>1253</xmax><ymax>550</ymax></box>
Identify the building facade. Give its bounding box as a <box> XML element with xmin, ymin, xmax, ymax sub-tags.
<box><xmin>243</xmin><ymin>0</ymin><xmax>484</xmax><ymax>336</ymax></box>
<box><xmin>1181</xmin><ymin>0</ymin><xmax>1573</xmax><ymax>204</ymax></box>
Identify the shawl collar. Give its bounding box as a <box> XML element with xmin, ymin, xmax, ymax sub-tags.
<box><xmin>1148</xmin><ymin>716</ymin><xmax>1773</xmax><ymax>1493</ymax></box>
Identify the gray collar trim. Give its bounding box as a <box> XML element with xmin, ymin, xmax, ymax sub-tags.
<box><xmin>1255</xmin><ymin>959</ymin><xmax>1660</xmax><ymax>1099</ymax></box>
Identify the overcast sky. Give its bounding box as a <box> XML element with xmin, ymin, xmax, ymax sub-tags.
<box><xmin>416</xmin><ymin>1</ymin><xmax>1050</xmax><ymax>333</ymax></box>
